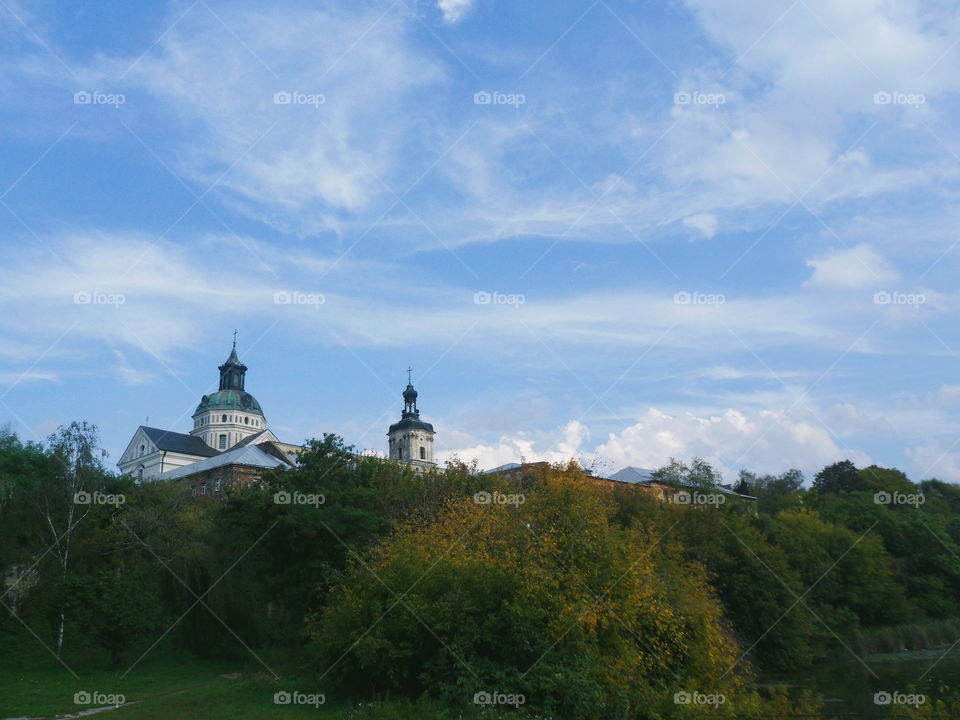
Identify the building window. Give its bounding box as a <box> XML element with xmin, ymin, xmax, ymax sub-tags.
<box><xmin>218</xmin><ymin>434</ymin><xmax>227</xmax><ymax>449</ymax></box>
<box><xmin>222</xmin><ymin>414</ymin><xmax>227</xmax><ymax>422</ymax></box>
<box><xmin>244</xmin><ymin>416</ymin><xmax>249</xmax><ymax>425</ymax></box>
<box><xmin>215</xmin><ymin>478</ymin><xmax>222</xmax><ymax>491</ymax></box>
<box><xmin>138</xmin><ymin>444</ymin><xmax>145</xmax><ymax>457</ymax></box>
<box><xmin>201</xmin><ymin>483</ymin><xmax>207</xmax><ymax>495</ymax></box>
<box><xmin>420</xmin><ymin>446</ymin><xmax>426</xmax><ymax>460</ymax></box>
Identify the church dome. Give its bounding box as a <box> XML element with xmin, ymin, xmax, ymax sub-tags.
<box><xmin>194</xmin><ymin>389</ymin><xmax>264</xmax><ymax>416</ymax></box>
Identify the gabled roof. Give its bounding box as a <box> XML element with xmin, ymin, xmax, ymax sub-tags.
<box><xmin>156</xmin><ymin>444</ymin><xmax>291</xmax><ymax>481</ymax></box>
<box><xmin>608</xmin><ymin>466</ymin><xmax>656</xmax><ymax>484</ymax></box>
<box><xmin>139</xmin><ymin>426</ymin><xmax>219</xmax><ymax>457</ymax></box>
<box><xmin>230</xmin><ymin>429</ymin><xmax>278</xmax><ymax>449</ymax></box>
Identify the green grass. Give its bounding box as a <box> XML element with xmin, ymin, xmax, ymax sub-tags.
<box><xmin>0</xmin><ymin>628</ymin><xmax>517</xmax><ymax>719</ymax></box>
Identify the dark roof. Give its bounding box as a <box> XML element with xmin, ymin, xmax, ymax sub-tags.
<box><xmin>388</xmin><ymin>416</ymin><xmax>434</xmax><ymax>434</ymax></box>
<box><xmin>230</xmin><ymin>431</ymin><xmax>268</xmax><ymax>449</ymax></box>
<box><xmin>140</xmin><ymin>426</ymin><xmax>220</xmax><ymax>457</ymax></box>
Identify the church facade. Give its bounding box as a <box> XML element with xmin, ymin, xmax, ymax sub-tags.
<box><xmin>117</xmin><ymin>343</ymin><xmax>438</xmax><ymax>488</ymax></box>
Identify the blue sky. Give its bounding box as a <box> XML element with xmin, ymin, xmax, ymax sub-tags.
<box><xmin>2</xmin><ymin>0</ymin><xmax>960</xmax><ymax>482</ymax></box>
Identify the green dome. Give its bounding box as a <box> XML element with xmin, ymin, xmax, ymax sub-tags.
<box><xmin>194</xmin><ymin>389</ymin><xmax>264</xmax><ymax>416</ymax></box>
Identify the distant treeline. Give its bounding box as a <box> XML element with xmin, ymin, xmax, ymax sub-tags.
<box><xmin>2</xmin><ymin>422</ymin><xmax>960</xmax><ymax>718</ymax></box>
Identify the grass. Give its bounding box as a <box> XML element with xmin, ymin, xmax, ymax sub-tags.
<box><xmin>0</xmin><ymin>627</ymin><xmax>530</xmax><ymax>719</ymax></box>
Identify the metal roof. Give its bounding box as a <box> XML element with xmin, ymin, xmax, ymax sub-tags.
<box><xmin>193</xmin><ymin>388</ymin><xmax>264</xmax><ymax>416</ymax></box>
<box><xmin>156</xmin><ymin>444</ymin><xmax>289</xmax><ymax>480</ymax></box>
<box><xmin>140</xmin><ymin>426</ymin><xmax>220</xmax><ymax>457</ymax></box>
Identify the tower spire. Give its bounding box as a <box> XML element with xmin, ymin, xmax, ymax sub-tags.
<box><xmin>233</xmin><ymin>329</ymin><xmax>238</xmax><ymax>349</ymax></box>
<box><xmin>407</xmin><ymin>365</ymin><xmax>413</xmax><ymax>384</ymax></box>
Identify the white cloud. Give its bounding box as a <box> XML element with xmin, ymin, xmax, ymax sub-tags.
<box><xmin>102</xmin><ymin>4</ymin><xmax>445</xmax><ymax>230</ymax></box>
<box><xmin>906</xmin><ymin>440</ymin><xmax>960</xmax><ymax>482</ymax></box>
<box><xmin>683</xmin><ymin>212</ymin><xmax>718</xmax><ymax>238</ymax></box>
<box><xmin>805</xmin><ymin>243</ymin><xmax>899</xmax><ymax>288</ymax></box>
<box><xmin>439</xmin><ymin>406</ymin><xmax>871</xmax><ymax>479</ymax></box>
<box><xmin>438</xmin><ymin>0</ymin><xmax>474</xmax><ymax>23</ymax></box>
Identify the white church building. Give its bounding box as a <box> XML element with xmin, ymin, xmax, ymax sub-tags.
<box><xmin>117</xmin><ymin>342</ymin><xmax>437</xmax><ymax>485</ymax></box>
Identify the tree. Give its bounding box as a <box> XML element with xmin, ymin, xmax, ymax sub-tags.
<box><xmin>652</xmin><ymin>457</ymin><xmax>722</xmax><ymax>489</ymax></box>
<box><xmin>735</xmin><ymin>469</ymin><xmax>805</xmax><ymax>515</ymax></box>
<box><xmin>40</xmin><ymin>422</ymin><xmax>111</xmax><ymax>658</ymax></box>
<box><xmin>309</xmin><ymin>466</ymin><xmax>746</xmax><ymax>718</ymax></box>
<box><xmin>812</xmin><ymin>460</ymin><xmax>862</xmax><ymax>494</ymax></box>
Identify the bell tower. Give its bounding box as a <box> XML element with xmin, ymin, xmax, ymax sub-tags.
<box><xmin>387</xmin><ymin>368</ymin><xmax>436</xmax><ymax>470</ymax></box>
<box><xmin>190</xmin><ymin>334</ymin><xmax>267</xmax><ymax>450</ymax></box>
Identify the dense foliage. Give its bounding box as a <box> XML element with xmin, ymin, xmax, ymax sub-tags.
<box><xmin>3</xmin><ymin>425</ymin><xmax>960</xmax><ymax>717</ymax></box>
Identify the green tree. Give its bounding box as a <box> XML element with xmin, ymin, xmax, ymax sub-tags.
<box><xmin>309</xmin><ymin>465</ymin><xmax>746</xmax><ymax>718</ymax></box>
<box><xmin>812</xmin><ymin>460</ymin><xmax>862</xmax><ymax>494</ymax></box>
<box><xmin>653</xmin><ymin>457</ymin><xmax>722</xmax><ymax>489</ymax></box>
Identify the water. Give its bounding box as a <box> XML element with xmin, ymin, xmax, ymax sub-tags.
<box><xmin>765</xmin><ymin>647</ymin><xmax>960</xmax><ymax>717</ymax></box>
